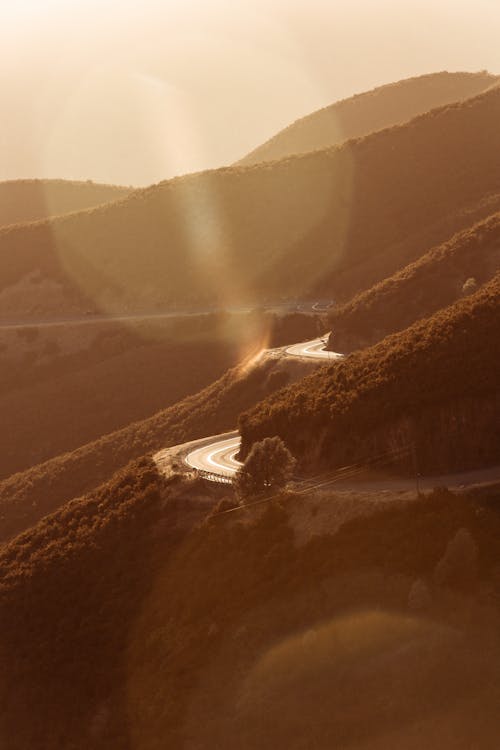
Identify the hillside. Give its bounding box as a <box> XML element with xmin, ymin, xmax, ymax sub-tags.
<box><xmin>238</xmin><ymin>71</ymin><xmax>498</xmax><ymax>165</ymax></box>
<box><xmin>327</xmin><ymin>211</ymin><xmax>500</xmax><ymax>351</ymax></box>
<box><xmin>240</xmin><ymin>274</ymin><xmax>500</xmax><ymax>476</ymax></box>
<box><xmin>1</xmin><ymin>85</ymin><xmax>500</xmax><ymax>319</ymax></box>
<box><xmin>0</xmin><ymin>310</ymin><xmax>320</xmax><ymax>480</ymax></box>
<box><xmin>0</xmin><ymin>341</ymin><xmax>320</xmax><ymax>544</ymax></box>
<box><xmin>0</xmin><ymin>178</ymin><xmax>131</xmax><ymax>228</ymax></box>
<box><xmin>0</xmin><ymin>459</ymin><xmax>498</xmax><ymax>748</ymax></box>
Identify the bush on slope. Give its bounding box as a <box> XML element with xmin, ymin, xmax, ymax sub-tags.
<box><xmin>239</xmin><ymin>275</ymin><xmax>500</xmax><ymax>475</ymax></box>
<box><xmin>327</xmin><ymin>211</ymin><xmax>500</xmax><ymax>351</ymax></box>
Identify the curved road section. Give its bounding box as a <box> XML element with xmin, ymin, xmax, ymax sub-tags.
<box><xmin>161</xmin><ymin>332</ymin><xmax>499</xmax><ymax>491</ymax></box>
<box><xmin>285</xmin><ymin>336</ymin><xmax>343</xmax><ymax>360</ymax></box>
<box><xmin>185</xmin><ymin>434</ymin><xmax>242</xmax><ymax>479</ymax></box>
<box><xmin>181</xmin><ymin>335</ymin><xmax>341</xmax><ymax>481</ymax></box>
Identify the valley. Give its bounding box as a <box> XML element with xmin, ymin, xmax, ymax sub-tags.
<box><xmin>0</xmin><ymin>40</ymin><xmax>499</xmax><ymax>750</ymax></box>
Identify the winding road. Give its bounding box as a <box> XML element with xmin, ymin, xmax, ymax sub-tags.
<box><xmin>178</xmin><ymin>334</ymin><xmax>341</xmax><ymax>481</ymax></box>
<box><xmin>153</xmin><ymin>331</ymin><xmax>500</xmax><ymax>492</ymax></box>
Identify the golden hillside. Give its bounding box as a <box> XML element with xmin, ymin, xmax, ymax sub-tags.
<box><xmin>237</xmin><ymin>71</ymin><xmax>498</xmax><ymax>165</ymax></box>
<box><xmin>328</xmin><ymin>211</ymin><xmax>500</xmax><ymax>351</ymax></box>
<box><xmin>0</xmin><ymin>461</ymin><xmax>499</xmax><ymax>748</ymax></box>
<box><xmin>0</xmin><ymin>335</ymin><xmax>318</xmax><ymax>543</ymax></box>
<box><xmin>240</xmin><ymin>273</ymin><xmax>500</xmax><ymax>476</ymax></box>
<box><xmin>0</xmin><ymin>85</ymin><xmax>500</xmax><ymax>320</ymax></box>
<box><xmin>0</xmin><ymin>311</ymin><xmax>320</xmax><ymax>481</ymax></box>
<box><xmin>0</xmin><ymin>178</ymin><xmax>131</xmax><ymax>228</ymax></box>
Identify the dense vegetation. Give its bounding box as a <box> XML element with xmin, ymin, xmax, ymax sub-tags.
<box><xmin>328</xmin><ymin>211</ymin><xmax>500</xmax><ymax>351</ymax></box>
<box><xmin>0</xmin><ymin>463</ymin><xmax>498</xmax><ymax>748</ymax></box>
<box><xmin>240</xmin><ymin>274</ymin><xmax>500</xmax><ymax>476</ymax></box>
<box><xmin>238</xmin><ymin>71</ymin><xmax>497</xmax><ymax>165</ymax></box>
<box><xmin>0</xmin><ymin>310</ymin><xmax>321</xmax><ymax>479</ymax></box>
<box><xmin>1</xmin><ymin>85</ymin><xmax>500</xmax><ymax>318</ymax></box>
<box><xmin>0</xmin><ymin>178</ymin><xmax>130</xmax><ymax>228</ymax></box>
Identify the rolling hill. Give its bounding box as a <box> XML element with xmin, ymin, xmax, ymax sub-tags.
<box><xmin>237</xmin><ymin>70</ymin><xmax>498</xmax><ymax>165</ymax></box>
<box><xmin>0</xmin><ymin>339</ymin><xmax>320</xmax><ymax>544</ymax></box>
<box><xmin>327</xmin><ymin>211</ymin><xmax>500</xmax><ymax>351</ymax></box>
<box><xmin>0</xmin><ymin>178</ymin><xmax>131</xmax><ymax>228</ymax></box>
<box><xmin>239</xmin><ymin>273</ymin><xmax>500</xmax><ymax>476</ymax></box>
<box><xmin>0</xmin><ymin>457</ymin><xmax>499</xmax><ymax>748</ymax></box>
<box><xmin>1</xmin><ymin>83</ymin><xmax>500</xmax><ymax>319</ymax></box>
<box><xmin>0</xmin><ymin>310</ymin><xmax>320</xmax><ymax>481</ymax></box>
<box><xmin>1</xmin><ymin>69</ymin><xmax>499</xmax><ymax>750</ymax></box>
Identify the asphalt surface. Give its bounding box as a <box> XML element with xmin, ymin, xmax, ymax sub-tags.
<box><xmin>178</xmin><ymin>334</ymin><xmax>499</xmax><ymax>490</ymax></box>
<box><xmin>185</xmin><ymin>435</ymin><xmax>242</xmax><ymax>478</ymax></box>
<box><xmin>179</xmin><ymin>431</ymin><xmax>500</xmax><ymax>491</ymax></box>
<box><xmin>285</xmin><ymin>336</ymin><xmax>343</xmax><ymax>360</ymax></box>
<box><xmin>181</xmin><ymin>334</ymin><xmax>342</xmax><ymax>480</ymax></box>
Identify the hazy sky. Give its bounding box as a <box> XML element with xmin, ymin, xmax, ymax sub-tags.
<box><xmin>2</xmin><ymin>0</ymin><xmax>499</xmax><ymax>186</ymax></box>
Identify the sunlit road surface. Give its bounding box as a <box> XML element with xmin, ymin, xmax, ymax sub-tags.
<box><xmin>182</xmin><ymin>430</ymin><xmax>500</xmax><ymax>491</ymax></box>
<box><xmin>182</xmin><ymin>335</ymin><xmax>341</xmax><ymax>481</ymax></box>
<box><xmin>185</xmin><ymin>435</ymin><xmax>242</xmax><ymax>478</ymax></box>
<box><xmin>285</xmin><ymin>337</ymin><xmax>343</xmax><ymax>360</ymax></box>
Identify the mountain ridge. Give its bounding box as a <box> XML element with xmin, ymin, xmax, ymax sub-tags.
<box><xmin>237</xmin><ymin>70</ymin><xmax>499</xmax><ymax>165</ymax></box>
<box><xmin>1</xmin><ymin>82</ymin><xmax>499</xmax><ymax>320</ymax></box>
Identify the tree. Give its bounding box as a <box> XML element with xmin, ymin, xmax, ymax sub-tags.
<box><xmin>234</xmin><ymin>436</ymin><xmax>296</xmax><ymax>501</ymax></box>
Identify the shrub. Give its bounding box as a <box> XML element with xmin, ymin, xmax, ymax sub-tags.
<box><xmin>235</xmin><ymin>436</ymin><xmax>296</xmax><ymax>501</ymax></box>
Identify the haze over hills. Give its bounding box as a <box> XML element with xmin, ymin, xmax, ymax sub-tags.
<box><xmin>0</xmin><ymin>179</ymin><xmax>131</xmax><ymax>228</ymax></box>
<box><xmin>327</xmin><ymin>211</ymin><xmax>500</xmax><ymax>351</ymax></box>
<box><xmin>1</xmin><ymin>80</ymin><xmax>500</xmax><ymax>321</ymax></box>
<box><xmin>1</xmin><ymin>41</ymin><xmax>500</xmax><ymax>748</ymax></box>
<box><xmin>240</xmin><ymin>273</ymin><xmax>500</xmax><ymax>475</ymax></box>
<box><xmin>237</xmin><ymin>71</ymin><xmax>498</xmax><ymax>165</ymax></box>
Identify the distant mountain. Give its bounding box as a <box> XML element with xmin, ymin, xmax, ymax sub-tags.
<box><xmin>237</xmin><ymin>71</ymin><xmax>498</xmax><ymax>165</ymax></box>
<box><xmin>1</xmin><ymin>84</ymin><xmax>500</xmax><ymax>319</ymax></box>
<box><xmin>0</xmin><ymin>179</ymin><xmax>131</xmax><ymax>228</ymax></box>
<box><xmin>240</xmin><ymin>273</ymin><xmax>500</xmax><ymax>476</ymax></box>
<box><xmin>328</xmin><ymin>211</ymin><xmax>500</xmax><ymax>351</ymax></box>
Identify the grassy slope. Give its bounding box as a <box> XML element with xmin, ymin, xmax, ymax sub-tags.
<box><xmin>238</xmin><ymin>70</ymin><xmax>498</xmax><ymax>165</ymax></box>
<box><xmin>0</xmin><ymin>317</ymin><xmax>249</xmax><ymax>480</ymax></box>
<box><xmin>0</xmin><ymin>465</ymin><xmax>498</xmax><ymax>748</ymax></box>
<box><xmin>0</xmin><ymin>311</ymin><xmax>320</xmax><ymax>481</ymax></box>
<box><xmin>0</xmin><ymin>344</ymin><xmax>318</xmax><ymax>543</ymax></box>
<box><xmin>240</xmin><ymin>274</ymin><xmax>500</xmax><ymax>474</ymax></box>
<box><xmin>1</xmin><ymin>85</ymin><xmax>500</xmax><ymax>317</ymax></box>
<box><xmin>0</xmin><ymin>178</ymin><xmax>131</xmax><ymax>227</ymax></box>
<box><xmin>328</xmin><ymin>211</ymin><xmax>500</xmax><ymax>351</ymax></box>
